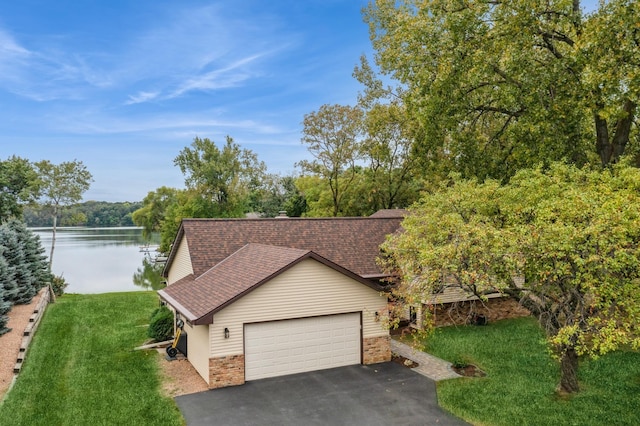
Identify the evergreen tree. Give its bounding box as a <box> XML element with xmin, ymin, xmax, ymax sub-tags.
<box><xmin>0</xmin><ymin>224</ymin><xmax>35</xmax><ymax>304</ymax></box>
<box><xmin>8</xmin><ymin>219</ymin><xmax>50</xmax><ymax>294</ymax></box>
<box><xmin>0</xmin><ymin>254</ymin><xmax>14</xmax><ymax>335</ymax></box>
<box><xmin>0</xmin><ymin>242</ymin><xmax>19</xmax><ymax>305</ymax></box>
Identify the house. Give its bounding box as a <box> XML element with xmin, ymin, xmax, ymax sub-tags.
<box><xmin>158</xmin><ymin>211</ymin><xmax>405</xmax><ymax>389</ymax></box>
<box><xmin>407</xmin><ymin>279</ymin><xmax>530</xmax><ymax>328</ymax></box>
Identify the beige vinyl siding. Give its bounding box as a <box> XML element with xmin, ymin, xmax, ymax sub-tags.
<box><xmin>423</xmin><ymin>275</ymin><xmax>523</xmax><ymax>304</ymax></box>
<box><xmin>426</xmin><ymin>286</ymin><xmax>503</xmax><ymax>304</ymax></box>
<box><xmin>167</xmin><ymin>236</ymin><xmax>194</xmax><ymax>284</ymax></box>
<box><xmin>183</xmin><ymin>322</ymin><xmax>210</xmax><ymax>384</ymax></box>
<box><xmin>209</xmin><ymin>259</ymin><xmax>388</xmax><ymax>357</ymax></box>
<box><xmin>165</xmin><ymin>305</ymin><xmax>208</xmax><ymax>381</ymax></box>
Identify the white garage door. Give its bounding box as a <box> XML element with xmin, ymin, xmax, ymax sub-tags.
<box><xmin>244</xmin><ymin>313</ymin><xmax>361</xmax><ymax>381</ymax></box>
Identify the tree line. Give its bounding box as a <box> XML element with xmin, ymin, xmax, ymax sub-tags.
<box><xmin>23</xmin><ymin>201</ymin><xmax>142</xmax><ymax>228</ymax></box>
<box><xmin>132</xmin><ymin>112</ymin><xmax>423</xmax><ymax>251</ymax></box>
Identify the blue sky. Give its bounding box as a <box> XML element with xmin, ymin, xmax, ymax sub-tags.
<box><xmin>1</xmin><ymin>0</ymin><xmax>601</xmax><ymax>202</ymax></box>
<box><xmin>1</xmin><ymin>0</ymin><xmax>372</xmax><ymax>201</ymax></box>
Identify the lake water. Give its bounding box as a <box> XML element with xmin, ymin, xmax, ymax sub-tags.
<box><xmin>32</xmin><ymin>227</ymin><xmax>163</xmax><ymax>294</ymax></box>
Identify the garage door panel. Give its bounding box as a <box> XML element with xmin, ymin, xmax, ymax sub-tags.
<box><xmin>245</xmin><ymin>313</ymin><xmax>361</xmax><ymax>381</ymax></box>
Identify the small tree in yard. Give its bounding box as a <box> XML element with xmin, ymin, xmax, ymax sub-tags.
<box><xmin>382</xmin><ymin>163</ymin><xmax>640</xmax><ymax>394</ymax></box>
<box><xmin>148</xmin><ymin>305</ymin><xmax>174</xmax><ymax>342</ymax></box>
<box><xmin>47</xmin><ymin>274</ymin><xmax>68</xmax><ymax>297</ymax></box>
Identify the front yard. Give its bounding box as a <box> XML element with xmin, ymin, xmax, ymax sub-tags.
<box><xmin>419</xmin><ymin>317</ymin><xmax>640</xmax><ymax>426</ymax></box>
<box><xmin>2</xmin><ymin>292</ymin><xmax>638</xmax><ymax>425</ymax></box>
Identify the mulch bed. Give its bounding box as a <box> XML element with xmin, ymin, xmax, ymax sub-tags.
<box><xmin>452</xmin><ymin>364</ymin><xmax>486</xmax><ymax>377</ymax></box>
<box><xmin>392</xmin><ymin>354</ymin><xmax>419</xmax><ymax>368</ymax></box>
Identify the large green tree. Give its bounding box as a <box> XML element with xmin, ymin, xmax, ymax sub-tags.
<box><xmin>295</xmin><ymin>168</ymin><xmax>374</xmax><ymax>217</ymax></box>
<box><xmin>382</xmin><ymin>163</ymin><xmax>640</xmax><ymax>393</ymax></box>
<box><xmin>136</xmin><ymin>137</ymin><xmax>267</xmax><ymax>252</ymax></box>
<box><xmin>297</xmin><ymin>104</ymin><xmax>364</xmax><ymax>216</ymax></box>
<box><xmin>132</xmin><ymin>187</ymin><xmax>179</xmax><ymax>240</ymax></box>
<box><xmin>0</xmin><ymin>156</ymin><xmax>39</xmax><ymax>221</ymax></box>
<box><xmin>174</xmin><ymin>136</ymin><xmax>266</xmax><ymax>215</ymax></box>
<box><xmin>363</xmin><ymin>0</ymin><xmax>639</xmax><ymax>180</ymax></box>
<box><xmin>292</xmin><ymin>175</ymin><xmax>333</xmax><ymax>217</ymax></box>
<box><xmin>360</xmin><ymin>102</ymin><xmax>421</xmax><ymax>210</ymax></box>
<box><xmin>158</xmin><ymin>188</ymin><xmax>221</xmax><ymax>252</ymax></box>
<box><xmin>247</xmin><ymin>175</ymin><xmax>307</xmax><ymax>218</ymax></box>
<box><xmin>35</xmin><ymin>160</ymin><xmax>93</xmax><ymax>268</ymax></box>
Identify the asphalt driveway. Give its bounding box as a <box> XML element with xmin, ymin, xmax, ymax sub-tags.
<box><xmin>175</xmin><ymin>362</ymin><xmax>470</xmax><ymax>426</ymax></box>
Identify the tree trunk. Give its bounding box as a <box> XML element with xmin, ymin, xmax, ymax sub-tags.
<box><xmin>49</xmin><ymin>205</ymin><xmax>58</xmax><ymax>270</ymax></box>
<box><xmin>557</xmin><ymin>347</ymin><xmax>580</xmax><ymax>394</ymax></box>
<box><xmin>594</xmin><ymin>99</ymin><xmax>636</xmax><ymax>166</ymax></box>
<box><xmin>611</xmin><ymin>99</ymin><xmax>636</xmax><ymax>163</ymax></box>
<box><xmin>594</xmin><ymin>110</ymin><xmax>612</xmax><ymax>166</ymax></box>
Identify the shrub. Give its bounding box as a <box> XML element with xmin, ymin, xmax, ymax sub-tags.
<box><xmin>51</xmin><ymin>275</ymin><xmax>68</xmax><ymax>296</ymax></box>
<box><xmin>452</xmin><ymin>356</ymin><xmax>472</xmax><ymax>369</ymax></box>
<box><xmin>147</xmin><ymin>305</ymin><xmax>173</xmax><ymax>341</ymax></box>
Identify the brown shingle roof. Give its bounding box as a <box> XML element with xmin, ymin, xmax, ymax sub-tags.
<box><xmin>368</xmin><ymin>209</ymin><xmax>408</xmax><ymax>218</ymax></box>
<box><xmin>163</xmin><ymin>214</ymin><xmax>404</xmax><ymax>279</ymax></box>
<box><xmin>159</xmin><ymin>243</ymin><xmax>379</xmax><ymax>325</ymax></box>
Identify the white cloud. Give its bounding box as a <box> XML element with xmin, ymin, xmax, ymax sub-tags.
<box><xmin>126</xmin><ymin>91</ymin><xmax>160</xmax><ymax>105</ymax></box>
<box><xmin>0</xmin><ymin>28</ymin><xmax>32</xmax><ymax>88</ymax></box>
<box><xmin>114</xmin><ymin>4</ymin><xmax>293</xmax><ymax>103</ymax></box>
<box><xmin>1</xmin><ymin>4</ymin><xmax>294</xmax><ymax>105</ymax></box>
<box><xmin>48</xmin><ymin>107</ymin><xmax>283</xmax><ymax>137</ymax></box>
<box><xmin>0</xmin><ymin>26</ymin><xmax>113</xmax><ymax>101</ymax></box>
<box><xmin>169</xmin><ymin>53</ymin><xmax>265</xmax><ymax>98</ymax></box>
<box><xmin>0</xmin><ymin>29</ymin><xmax>30</xmax><ymax>57</ymax></box>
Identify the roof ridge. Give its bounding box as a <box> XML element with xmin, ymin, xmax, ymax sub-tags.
<box><xmin>195</xmin><ymin>243</ymin><xmax>310</xmax><ymax>281</ymax></box>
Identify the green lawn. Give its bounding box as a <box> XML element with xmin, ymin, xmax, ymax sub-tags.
<box><xmin>0</xmin><ymin>292</ymin><xmax>184</xmax><ymax>426</ymax></box>
<box><xmin>419</xmin><ymin>317</ymin><xmax>640</xmax><ymax>426</ymax></box>
<box><xmin>5</xmin><ymin>295</ymin><xmax>639</xmax><ymax>426</ymax></box>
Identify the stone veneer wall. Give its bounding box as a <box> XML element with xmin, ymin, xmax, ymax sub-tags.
<box><xmin>362</xmin><ymin>335</ymin><xmax>391</xmax><ymax>364</ymax></box>
<box><xmin>209</xmin><ymin>354</ymin><xmax>245</xmax><ymax>389</ymax></box>
<box><xmin>431</xmin><ymin>297</ymin><xmax>531</xmax><ymax>327</ymax></box>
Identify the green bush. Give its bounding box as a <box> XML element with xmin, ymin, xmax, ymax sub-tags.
<box><xmin>50</xmin><ymin>275</ymin><xmax>68</xmax><ymax>296</ymax></box>
<box><xmin>147</xmin><ymin>305</ymin><xmax>173</xmax><ymax>341</ymax></box>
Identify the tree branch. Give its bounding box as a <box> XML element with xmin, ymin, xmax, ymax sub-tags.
<box><xmin>491</xmin><ymin>65</ymin><xmax>523</xmax><ymax>89</ymax></box>
<box><xmin>473</xmin><ymin>105</ymin><xmax>525</xmax><ymax>118</ymax></box>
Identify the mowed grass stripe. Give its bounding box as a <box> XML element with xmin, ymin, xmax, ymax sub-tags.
<box><xmin>0</xmin><ymin>292</ymin><xmax>184</xmax><ymax>426</ymax></box>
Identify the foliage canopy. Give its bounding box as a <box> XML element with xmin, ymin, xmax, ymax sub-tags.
<box><xmin>0</xmin><ymin>156</ymin><xmax>39</xmax><ymax>222</ymax></box>
<box><xmin>382</xmin><ymin>163</ymin><xmax>640</xmax><ymax>393</ymax></box>
<box><xmin>364</xmin><ymin>0</ymin><xmax>640</xmax><ymax>181</ymax></box>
